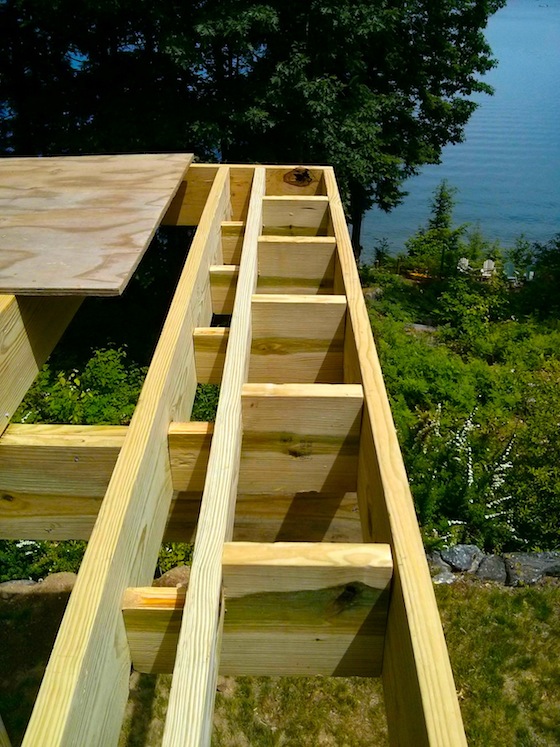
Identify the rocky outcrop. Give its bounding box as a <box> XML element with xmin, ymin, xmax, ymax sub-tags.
<box><xmin>428</xmin><ymin>545</ymin><xmax>560</xmax><ymax>586</ymax></box>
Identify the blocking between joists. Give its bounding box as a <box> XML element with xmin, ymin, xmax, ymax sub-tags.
<box><xmin>0</xmin><ymin>381</ymin><xmax>362</xmax><ymax>539</ymax></box>
<box><xmin>122</xmin><ymin>541</ymin><xmax>392</xmax><ymax>677</ymax></box>
<box><xmin>210</xmin><ymin>235</ymin><xmax>337</xmax><ymax>313</ymax></box>
<box><xmin>195</xmin><ymin>294</ymin><xmax>347</xmax><ymax>384</ymax></box>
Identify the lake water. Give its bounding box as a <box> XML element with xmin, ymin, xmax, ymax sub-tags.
<box><xmin>361</xmin><ymin>0</ymin><xmax>560</xmax><ymax>262</ymax></box>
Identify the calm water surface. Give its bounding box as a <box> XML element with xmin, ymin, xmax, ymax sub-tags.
<box><xmin>362</xmin><ymin>0</ymin><xmax>560</xmax><ymax>261</ymax></box>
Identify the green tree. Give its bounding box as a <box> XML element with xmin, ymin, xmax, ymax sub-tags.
<box><xmin>0</xmin><ymin>0</ymin><xmax>505</xmax><ymax>257</ymax></box>
<box><xmin>405</xmin><ymin>181</ymin><xmax>467</xmax><ymax>276</ymax></box>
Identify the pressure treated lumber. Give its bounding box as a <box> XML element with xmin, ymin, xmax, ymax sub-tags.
<box><xmin>193</xmin><ymin>328</ymin><xmax>228</xmax><ymax>384</ymax></box>
<box><xmin>262</xmin><ymin>195</ymin><xmax>331</xmax><ymax>236</ymax></box>
<box><xmin>0</xmin><ymin>154</ymin><xmax>192</xmax><ymax>295</ymax></box>
<box><xmin>265</xmin><ymin>166</ymin><xmax>326</xmax><ymax>196</ymax></box>
<box><xmin>21</xmin><ymin>165</ymin><xmax>231</xmax><ymax>747</ymax></box>
<box><xmin>167</xmin><ymin>421</ymin><xmax>214</xmax><ymax>493</ymax></box>
<box><xmin>209</xmin><ymin>265</ymin><xmax>238</xmax><ymax>314</ymax></box>
<box><xmin>239</xmin><ymin>383</ymin><xmax>362</xmax><ymax>494</ymax></box>
<box><xmin>249</xmin><ymin>294</ymin><xmax>346</xmax><ymax>383</ymax></box>
<box><xmin>0</xmin><ymin>295</ymin><xmax>82</xmax><ymax>437</ymax></box>
<box><xmin>162</xmin><ymin>164</ymin><xmax>219</xmax><ymax>226</ymax></box>
<box><xmin>324</xmin><ymin>168</ymin><xmax>467</xmax><ymax>746</ymax></box>
<box><xmin>0</xmin><ymin>424</ymin><xmax>126</xmax><ymax>497</ymax></box>
<box><xmin>0</xmin><ymin>420</ymin><xmax>361</xmax><ymax>543</ymax></box>
<box><xmin>221</xmin><ymin>221</ymin><xmax>244</xmax><ymax>264</ymax></box>
<box><xmin>162</xmin><ymin>167</ymin><xmax>266</xmax><ymax>747</ymax></box>
<box><xmin>256</xmin><ymin>235</ymin><xmax>336</xmax><ymax>294</ymax></box>
<box><xmin>0</xmin><ymin>713</ymin><xmax>11</xmax><ymax>747</ymax></box>
<box><xmin>194</xmin><ymin>294</ymin><xmax>346</xmax><ymax>384</ymax></box>
<box><xmin>123</xmin><ymin>542</ymin><xmax>392</xmax><ymax>677</ymax></box>
<box><xmin>165</xmin><ymin>490</ymin><xmax>362</xmax><ymax>544</ymax></box>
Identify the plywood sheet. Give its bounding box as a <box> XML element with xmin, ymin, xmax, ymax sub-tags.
<box><xmin>0</xmin><ymin>153</ymin><xmax>193</xmax><ymax>295</ymax></box>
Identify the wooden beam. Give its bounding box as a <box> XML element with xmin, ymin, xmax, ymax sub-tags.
<box><xmin>21</xmin><ymin>166</ymin><xmax>232</xmax><ymax>747</ymax></box>
<box><xmin>0</xmin><ymin>489</ymin><xmax>361</xmax><ymax>543</ymax></box>
<box><xmin>239</xmin><ymin>383</ymin><xmax>362</xmax><ymax>494</ymax></box>
<box><xmin>0</xmin><ymin>422</ymin><xmax>210</xmax><ymax>502</ymax></box>
<box><xmin>0</xmin><ymin>295</ymin><xmax>82</xmax><ymax>437</ymax></box>
<box><xmin>162</xmin><ymin>164</ymin><xmax>219</xmax><ymax>226</ymax></box>
<box><xmin>195</xmin><ymin>293</ymin><xmax>346</xmax><ymax>385</ymax></box>
<box><xmin>0</xmin><ymin>713</ymin><xmax>11</xmax><ymax>747</ymax></box>
<box><xmin>229</xmin><ymin>167</ymin><xmax>256</xmax><ymax>221</ymax></box>
<box><xmin>221</xmin><ymin>221</ymin><xmax>244</xmax><ymax>265</ymax></box>
<box><xmin>0</xmin><ymin>417</ymin><xmax>363</xmax><ymax>543</ymax></box>
<box><xmin>123</xmin><ymin>542</ymin><xmax>392</xmax><ymax>676</ymax></box>
<box><xmin>168</xmin><ymin>421</ymin><xmax>213</xmax><ymax>493</ymax></box>
<box><xmin>209</xmin><ymin>265</ymin><xmax>238</xmax><ymax>315</ymax></box>
<box><xmin>250</xmin><ymin>294</ymin><xmax>346</xmax><ymax>383</ymax></box>
<box><xmin>0</xmin><ymin>424</ymin><xmax>126</xmax><ymax>497</ymax></box>
<box><xmin>323</xmin><ymin>168</ymin><xmax>467</xmax><ymax>746</ymax></box>
<box><xmin>256</xmin><ymin>235</ymin><xmax>336</xmax><ymax>294</ymax></box>
<box><xmin>193</xmin><ymin>328</ymin><xmax>228</xmax><ymax>384</ymax></box>
<box><xmin>162</xmin><ymin>166</ymin><xmax>265</xmax><ymax>747</ymax></box>
<box><xmin>265</xmin><ymin>166</ymin><xmax>327</xmax><ymax>196</ymax></box>
<box><xmin>0</xmin><ymin>419</ymin><xmax>362</xmax><ymax>544</ymax></box>
<box><xmin>165</xmin><ymin>490</ymin><xmax>363</xmax><ymax>545</ymax></box>
<box><xmin>262</xmin><ymin>196</ymin><xmax>331</xmax><ymax>236</ymax></box>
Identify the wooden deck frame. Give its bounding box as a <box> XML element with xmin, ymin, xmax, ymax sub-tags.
<box><xmin>0</xmin><ymin>159</ymin><xmax>467</xmax><ymax>747</ymax></box>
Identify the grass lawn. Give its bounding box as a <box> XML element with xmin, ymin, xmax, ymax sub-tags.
<box><xmin>115</xmin><ymin>579</ymin><xmax>560</xmax><ymax>747</ymax></box>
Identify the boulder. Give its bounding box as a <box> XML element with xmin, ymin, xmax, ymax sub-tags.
<box><xmin>427</xmin><ymin>551</ymin><xmax>452</xmax><ymax>574</ymax></box>
<box><xmin>0</xmin><ymin>579</ymin><xmax>37</xmax><ymax>598</ymax></box>
<box><xmin>35</xmin><ymin>572</ymin><xmax>77</xmax><ymax>594</ymax></box>
<box><xmin>504</xmin><ymin>552</ymin><xmax>560</xmax><ymax>586</ymax></box>
<box><xmin>153</xmin><ymin>565</ymin><xmax>191</xmax><ymax>588</ymax></box>
<box><xmin>441</xmin><ymin>544</ymin><xmax>483</xmax><ymax>573</ymax></box>
<box><xmin>476</xmin><ymin>555</ymin><xmax>507</xmax><ymax>584</ymax></box>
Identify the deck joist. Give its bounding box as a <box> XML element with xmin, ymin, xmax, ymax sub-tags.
<box><xmin>0</xmin><ymin>160</ymin><xmax>467</xmax><ymax>746</ymax></box>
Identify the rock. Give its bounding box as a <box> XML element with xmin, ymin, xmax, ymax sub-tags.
<box><xmin>0</xmin><ymin>579</ymin><xmax>37</xmax><ymax>598</ymax></box>
<box><xmin>432</xmin><ymin>569</ymin><xmax>456</xmax><ymax>585</ymax></box>
<box><xmin>153</xmin><ymin>565</ymin><xmax>191</xmax><ymax>588</ymax></box>
<box><xmin>476</xmin><ymin>555</ymin><xmax>507</xmax><ymax>584</ymax></box>
<box><xmin>427</xmin><ymin>551</ymin><xmax>452</xmax><ymax>575</ymax></box>
<box><xmin>504</xmin><ymin>552</ymin><xmax>560</xmax><ymax>586</ymax></box>
<box><xmin>441</xmin><ymin>544</ymin><xmax>483</xmax><ymax>573</ymax></box>
<box><xmin>404</xmin><ymin>323</ymin><xmax>437</xmax><ymax>335</ymax></box>
<box><xmin>363</xmin><ymin>287</ymin><xmax>383</xmax><ymax>301</ymax></box>
<box><xmin>35</xmin><ymin>572</ymin><xmax>77</xmax><ymax>594</ymax></box>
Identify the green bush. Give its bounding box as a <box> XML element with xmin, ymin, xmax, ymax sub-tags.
<box><xmin>15</xmin><ymin>347</ymin><xmax>147</xmax><ymax>426</ymax></box>
<box><xmin>366</xmin><ymin>268</ymin><xmax>560</xmax><ymax>551</ymax></box>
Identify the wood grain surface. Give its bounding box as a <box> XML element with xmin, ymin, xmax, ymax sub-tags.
<box><xmin>0</xmin><ymin>154</ymin><xmax>192</xmax><ymax>295</ymax></box>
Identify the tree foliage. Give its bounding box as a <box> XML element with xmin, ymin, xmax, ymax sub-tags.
<box><xmin>0</xmin><ymin>0</ymin><xmax>505</xmax><ymax>254</ymax></box>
